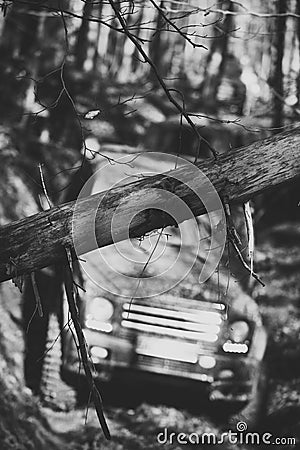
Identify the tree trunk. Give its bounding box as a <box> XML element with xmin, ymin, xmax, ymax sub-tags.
<box><xmin>296</xmin><ymin>0</ymin><xmax>300</xmax><ymax>106</ymax></box>
<box><xmin>92</xmin><ymin>0</ymin><xmax>104</xmax><ymax>70</ymax></box>
<box><xmin>74</xmin><ymin>0</ymin><xmax>94</xmax><ymax>70</ymax></box>
<box><xmin>149</xmin><ymin>1</ymin><xmax>168</xmax><ymax>83</ymax></box>
<box><xmin>198</xmin><ymin>0</ymin><xmax>234</xmax><ymax>113</ymax></box>
<box><xmin>270</xmin><ymin>0</ymin><xmax>287</xmax><ymax>129</ymax></box>
<box><xmin>131</xmin><ymin>2</ymin><xmax>145</xmax><ymax>74</ymax></box>
<box><xmin>1</xmin><ymin>127</ymin><xmax>300</xmax><ymax>283</ymax></box>
<box><xmin>0</xmin><ymin>0</ymin><xmax>42</xmax><ymax>121</ymax></box>
<box><xmin>211</xmin><ymin>0</ymin><xmax>234</xmax><ymax>99</ymax></box>
<box><xmin>106</xmin><ymin>1</ymin><xmax>121</xmax><ymax>73</ymax></box>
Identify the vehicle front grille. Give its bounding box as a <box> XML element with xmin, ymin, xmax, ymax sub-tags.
<box><xmin>120</xmin><ymin>298</ymin><xmax>225</xmax><ymax>346</ymax></box>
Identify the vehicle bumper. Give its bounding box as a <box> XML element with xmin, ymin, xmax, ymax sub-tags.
<box><xmin>62</xmin><ymin>328</ymin><xmax>262</xmax><ymax>403</ymax></box>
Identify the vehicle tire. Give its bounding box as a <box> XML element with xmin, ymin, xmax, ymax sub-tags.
<box><xmin>40</xmin><ymin>312</ymin><xmax>76</xmax><ymax>411</ymax></box>
<box><xmin>228</xmin><ymin>363</ymin><xmax>268</xmax><ymax>430</ymax></box>
<box><xmin>22</xmin><ymin>268</ymin><xmax>77</xmax><ymax>410</ymax></box>
<box><xmin>23</xmin><ymin>271</ymin><xmax>52</xmax><ymax>395</ymax></box>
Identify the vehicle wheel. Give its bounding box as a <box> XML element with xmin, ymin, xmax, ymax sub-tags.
<box><xmin>228</xmin><ymin>363</ymin><xmax>268</xmax><ymax>430</ymax></box>
<box><xmin>40</xmin><ymin>313</ymin><xmax>76</xmax><ymax>411</ymax></box>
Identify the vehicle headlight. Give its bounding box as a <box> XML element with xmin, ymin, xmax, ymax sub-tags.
<box><xmin>199</xmin><ymin>355</ymin><xmax>216</xmax><ymax>369</ymax></box>
<box><xmin>87</xmin><ymin>297</ymin><xmax>114</xmax><ymax>322</ymax></box>
<box><xmin>229</xmin><ymin>320</ymin><xmax>249</xmax><ymax>343</ymax></box>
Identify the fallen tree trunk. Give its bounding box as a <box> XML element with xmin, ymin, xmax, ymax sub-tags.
<box><xmin>1</xmin><ymin>127</ymin><xmax>300</xmax><ymax>283</ymax></box>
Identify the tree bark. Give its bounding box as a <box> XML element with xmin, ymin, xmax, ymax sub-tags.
<box><xmin>1</xmin><ymin>127</ymin><xmax>300</xmax><ymax>283</ymax></box>
<box><xmin>270</xmin><ymin>0</ymin><xmax>287</xmax><ymax>129</ymax></box>
<box><xmin>0</xmin><ymin>0</ymin><xmax>42</xmax><ymax>121</ymax></box>
<box><xmin>211</xmin><ymin>0</ymin><xmax>234</xmax><ymax>99</ymax></box>
<box><xmin>92</xmin><ymin>0</ymin><xmax>104</xmax><ymax>70</ymax></box>
<box><xmin>149</xmin><ymin>1</ymin><xmax>169</xmax><ymax>83</ymax></box>
<box><xmin>74</xmin><ymin>0</ymin><xmax>94</xmax><ymax>70</ymax></box>
<box><xmin>296</xmin><ymin>0</ymin><xmax>300</xmax><ymax>106</ymax></box>
<box><xmin>131</xmin><ymin>2</ymin><xmax>145</xmax><ymax>73</ymax></box>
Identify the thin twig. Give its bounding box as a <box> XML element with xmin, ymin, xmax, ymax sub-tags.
<box><xmin>161</xmin><ymin>0</ymin><xmax>300</xmax><ymax>19</ymax></box>
<box><xmin>63</xmin><ymin>246</ymin><xmax>111</xmax><ymax>440</ymax></box>
<box><xmin>30</xmin><ymin>272</ymin><xmax>43</xmax><ymax>317</ymax></box>
<box><xmin>107</xmin><ymin>0</ymin><xmax>218</xmax><ymax>161</ymax></box>
<box><xmin>127</xmin><ymin>227</ymin><xmax>165</xmax><ymax>317</ymax></box>
<box><xmin>38</xmin><ymin>163</ymin><xmax>53</xmax><ymax>209</ymax></box>
<box><xmin>229</xmin><ymin>236</ymin><xmax>265</xmax><ymax>287</ymax></box>
<box><xmin>149</xmin><ymin>0</ymin><xmax>207</xmax><ymax>49</ymax></box>
<box><xmin>243</xmin><ymin>201</ymin><xmax>254</xmax><ymax>275</ymax></box>
<box><xmin>224</xmin><ymin>203</ymin><xmax>242</xmax><ymax>247</ymax></box>
<box><xmin>37</xmin><ymin>318</ymin><xmax>72</xmax><ymax>362</ymax></box>
<box><xmin>224</xmin><ymin>202</ymin><xmax>264</xmax><ymax>286</ymax></box>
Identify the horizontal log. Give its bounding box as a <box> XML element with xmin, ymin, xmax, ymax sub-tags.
<box><xmin>1</xmin><ymin>127</ymin><xmax>300</xmax><ymax>283</ymax></box>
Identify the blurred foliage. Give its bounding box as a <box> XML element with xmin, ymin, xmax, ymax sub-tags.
<box><xmin>0</xmin><ymin>1</ymin><xmax>299</xmax><ymax>226</ymax></box>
